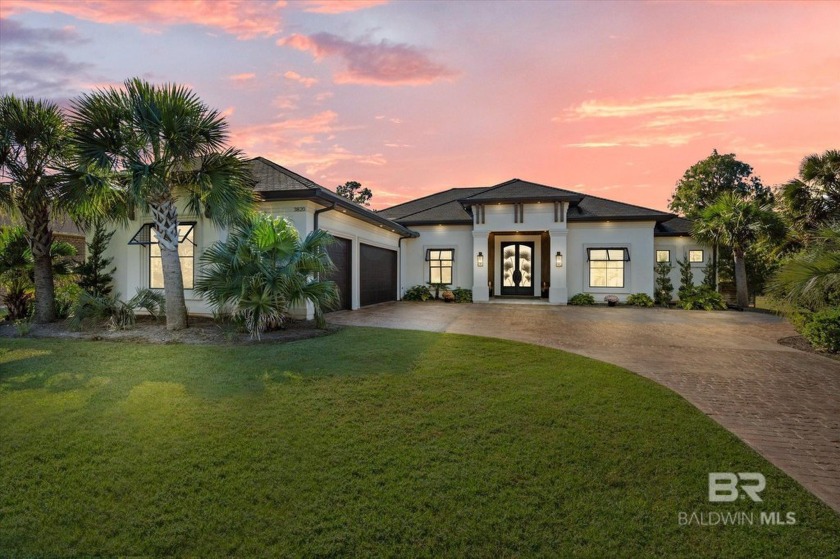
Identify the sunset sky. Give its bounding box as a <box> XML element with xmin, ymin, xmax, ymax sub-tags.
<box><xmin>1</xmin><ymin>0</ymin><xmax>838</xmax><ymax>211</ymax></box>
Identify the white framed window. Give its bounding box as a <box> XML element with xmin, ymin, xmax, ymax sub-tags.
<box><xmin>588</xmin><ymin>248</ymin><xmax>629</xmax><ymax>288</ymax></box>
<box><xmin>656</xmin><ymin>250</ymin><xmax>671</xmax><ymax>263</ymax></box>
<box><xmin>689</xmin><ymin>249</ymin><xmax>704</xmax><ymax>263</ymax></box>
<box><xmin>426</xmin><ymin>249</ymin><xmax>454</xmax><ymax>284</ymax></box>
<box><xmin>149</xmin><ymin>224</ymin><xmax>195</xmax><ymax>289</ymax></box>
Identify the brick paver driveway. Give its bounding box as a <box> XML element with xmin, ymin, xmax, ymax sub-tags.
<box><xmin>330</xmin><ymin>301</ymin><xmax>840</xmax><ymax>513</ymax></box>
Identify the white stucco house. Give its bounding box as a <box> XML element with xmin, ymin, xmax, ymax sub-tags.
<box><xmin>102</xmin><ymin>156</ymin><xmax>707</xmax><ymax>316</ymax></box>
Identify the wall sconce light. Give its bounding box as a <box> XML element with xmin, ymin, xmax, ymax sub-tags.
<box><xmin>476</xmin><ymin>252</ymin><xmax>484</xmax><ymax>267</ymax></box>
<box><xmin>555</xmin><ymin>251</ymin><xmax>563</xmax><ymax>267</ymax></box>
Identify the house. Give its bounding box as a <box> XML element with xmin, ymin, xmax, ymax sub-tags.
<box><xmin>383</xmin><ymin>178</ymin><xmax>706</xmax><ymax>304</ymax></box>
<box><xmin>101</xmin><ymin>156</ymin><xmax>707</xmax><ymax>317</ymax></box>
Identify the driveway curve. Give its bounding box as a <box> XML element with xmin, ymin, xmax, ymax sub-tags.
<box><xmin>329</xmin><ymin>301</ymin><xmax>840</xmax><ymax>513</ymax></box>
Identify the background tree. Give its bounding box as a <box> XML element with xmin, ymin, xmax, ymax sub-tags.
<box><xmin>768</xmin><ymin>224</ymin><xmax>840</xmax><ymax>313</ymax></box>
<box><xmin>336</xmin><ymin>181</ymin><xmax>373</xmax><ymax>206</ymax></box>
<box><xmin>693</xmin><ymin>193</ymin><xmax>784</xmax><ymax>307</ymax></box>
<box><xmin>70</xmin><ymin>79</ymin><xmax>256</xmax><ymax>330</ymax></box>
<box><xmin>195</xmin><ymin>214</ymin><xmax>338</xmax><ymax>339</ymax></box>
<box><xmin>670</xmin><ymin>149</ymin><xmax>770</xmax><ymax>218</ymax></box>
<box><xmin>0</xmin><ymin>95</ymin><xmax>73</xmax><ymax>322</ymax></box>
<box><xmin>75</xmin><ymin>220</ymin><xmax>115</xmax><ymax>297</ymax></box>
<box><xmin>670</xmin><ymin>150</ymin><xmax>771</xmax><ymax>289</ymax></box>
<box><xmin>775</xmin><ymin>149</ymin><xmax>840</xmax><ymax>251</ymax></box>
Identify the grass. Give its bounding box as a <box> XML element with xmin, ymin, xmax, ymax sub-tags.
<box><xmin>1</xmin><ymin>328</ymin><xmax>838</xmax><ymax>557</ymax></box>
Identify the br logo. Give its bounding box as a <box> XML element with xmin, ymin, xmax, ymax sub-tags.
<box><xmin>709</xmin><ymin>472</ymin><xmax>766</xmax><ymax>502</ymax></box>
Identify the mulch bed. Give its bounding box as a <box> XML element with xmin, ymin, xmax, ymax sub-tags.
<box><xmin>0</xmin><ymin>315</ymin><xmax>340</xmax><ymax>345</ymax></box>
<box><xmin>777</xmin><ymin>335</ymin><xmax>840</xmax><ymax>362</ymax></box>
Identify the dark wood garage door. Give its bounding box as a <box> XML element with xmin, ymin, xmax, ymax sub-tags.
<box><xmin>360</xmin><ymin>244</ymin><xmax>397</xmax><ymax>307</ymax></box>
<box><xmin>325</xmin><ymin>237</ymin><xmax>352</xmax><ymax>311</ymax></box>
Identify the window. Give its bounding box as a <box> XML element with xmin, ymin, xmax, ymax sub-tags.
<box><xmin>147</xmin><ymin>224</ymin><xmax>195</xmax><ymax>289</ymax></box>
<box><xmin>689</xmin><ymin>250</ymin><xmax>704</xmax><ymax>263</ymax></box>
<box><xmin>656</xmin><ymin>250</ymin><xmax>671</xmax><ymax>263</ymax></box>
<box><xmin>426</xmin><ymin>249</ymin><xmax>454</xmax><ymax>284</ymax></box>
<box><xmin>587</xmin><ymin>248</ymin><xmax>629</xmax><ymax>288</ymax></box>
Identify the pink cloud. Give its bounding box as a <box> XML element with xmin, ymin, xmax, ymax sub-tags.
<box><xmin>229</xmin><ymin>72</ymin><xmax>256</xmax><ymax>81</ymax></box>
<box><xmin>283</xmin><ymin>70</ymin><xmax>318</xmax><ymax>87</ymax></box>
<box><xmin>0</xmin><ymin>0</ymin><xmax>285</xmax><ymax>39</ymax></box>
<box><xmin>279</xmin><ymin>32</ymin><xmax>456</xmax><ymax>86</ymax></box>
<box><xmin>300</xmin><ymin>0</ymin><xmax>388</xmax><ymax>14</ymax></box>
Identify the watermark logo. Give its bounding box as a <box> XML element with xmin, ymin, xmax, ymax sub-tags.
<box><xmin>708</xmin><ymin>472</ymin><xmax>765</xmax><ymax>502</ymax></box>
<box><xmin>676</xmin><ymin>472</ymin><xmax>796</xmax><ymax>527</ymax></box>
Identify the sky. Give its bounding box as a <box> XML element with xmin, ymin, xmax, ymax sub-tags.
<box><xmin>1</xmin><ymin>0</ymin><xmax>838</xmax><ymax>211</ymax></box>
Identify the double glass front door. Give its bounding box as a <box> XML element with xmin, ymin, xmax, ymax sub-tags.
<box><xmin>501</xmin><ymin>242</ymin><xmax>534</xmax><ymax>296</ymax></box>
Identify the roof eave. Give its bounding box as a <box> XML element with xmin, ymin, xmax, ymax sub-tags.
<box><xmin>460</xmin><ymin>195</ymin><xmax>582</xmax><ymax>206</ymax></box>
<box><xmin>568</xmin><ymin>215</ymin><xmax>672</xmax><ymax>223</ymax></box>
<box><xmin>258</xmin><ymin>189</ymin><xmax>417</xmax><ymax>237</ymax></box>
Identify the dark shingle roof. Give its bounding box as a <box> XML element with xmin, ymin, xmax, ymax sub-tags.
<box><xmin>567</xmin><ymin>193</ymin><xmax>673</xmax><ymax>222</ymax></box>
<box><xmin>247</xmin><ymin>157</ymin><xmax>416</xmax><ymax>236</ymax></box>
<box><xmin>248</xmin><ymin>157</ymin><xmax>321</xmax><ymax>192</ymax></box>
<box><xmin>378</xmin><ymin>187</ymin><xmax>485</xmax><ymax>224</ymax></box>
<box><xmin>462</xmin><ymin>178</ymin><xmax>582</xmax><ymax>203</ymax></box>
<box><xmin>655</xmin><ymin>216</ymin><xmax>693</xmax><ymax>236</ymax></box>
<box><xmin>381</xmin><ymin>179</ymin><xmax>675</xmax><ymax>226</ymax></box>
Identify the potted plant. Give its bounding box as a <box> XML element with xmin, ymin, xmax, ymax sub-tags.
<box><xmin>604</xmin><ymin>295</ymin><xmax>619</xmax><ymax>307</ymax></box>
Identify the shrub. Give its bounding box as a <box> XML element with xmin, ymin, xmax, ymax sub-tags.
<box><xmin>452</xmin><ymin>287</ymin><xmax>473</xmax><ymax>303</ymax></box>
<box><xmin>70</xmin><ymin>288</ymin><xmax>166</xmax><ymax>331</ymax></box>
<box><xmin>568</xmin><ymin>293</ymin><xmax>596</xmax><ymax>305</ymax></box>
<box><xmin>654</xmin><ymin>261</ymin><xmax>674</xmax><ymax>306</ymax></box>
<box><xmin>802</xmin><ymin>308</ymin><xmax>840</xmax><ymax>353</ymax></box>
<box><xmin>627</xmin><ymin>293</ymin><xmax>654</xmax><ymax>307</ymax></box>
<box><xmin>678</xmin><ymin>285</ymin><xmax>726</xmax><ymax>311</ymax></box>
<box><xmin>75</xmin><ymin>221</ymin><xmax>115</xmax><ymax>297</ymax></box>
<box><xmin>403</xmin><ymin>285</ymin><xmax>432</xmax><ymax>301</ymax></box>
<box><xmin>677</xmin><ymin>255</ymin><xmax>695</xmax><ymax>301</ymax></box>
<box><xmin>55</xmin><ymin>280</ymin><xmax>82</xmax><ymax>319</ymax></box>
<box><xmin>195</xmin><ymin>215</ymin><xmax>338</xmax><ymax>339</ymax></box>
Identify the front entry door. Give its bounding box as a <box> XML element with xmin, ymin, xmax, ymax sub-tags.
<box><xmin>501</xmin><ymin>242</ymin><xmax>534</xmax><ymax>296</ymax></box>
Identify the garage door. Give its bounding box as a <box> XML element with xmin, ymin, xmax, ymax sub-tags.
<box><xmin>360</xmin><ymin>244</ymin><xmax>397</xmax><ymax>307</ymax></box>
<box><xmin>325</xmin><ymin>236</ymin><xmax>352</xmax><ymax>311</ymax></box>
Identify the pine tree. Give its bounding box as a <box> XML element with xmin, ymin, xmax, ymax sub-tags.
<box><xmin>75</xmin><ymin>221</ymin><xmax>115</xmax><ymax>297</ymax></box>
<box><xmin>677</xmin><ymin>255</ymin><xmax>695</xmax><ymax>301</ymax></box>
<box><xmin>654</xmin><ymin>262</ymin><xmax>674</xmax><ymax>306</ymax></box>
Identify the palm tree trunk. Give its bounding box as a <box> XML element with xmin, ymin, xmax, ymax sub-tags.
<box><xmin>150</xmin><ymin>200</ymin><xmax>189</xmax><ymax>330</ymax></box>
<box><xmin>25</xmin><ymin>206</ymin><xmax>56</xmax><ymax>323</ymax></box>
<box><xmin>733</xmin><ymin>248</ymin><xmax>749</xmax><ymax>308</ymax></box>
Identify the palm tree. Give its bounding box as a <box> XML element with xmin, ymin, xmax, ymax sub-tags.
<box><xmin>693</xmin><ymin>193</ymin><xmax>784</xmax><ymax>307</ymax></box>
<box><xmin>69</xmin><ymin>79</ymin><xmax>256</xmax><ymax>330</ymax></box>
<box><xmin>0</xmin><ymin>95</ymin><xmax>73</xmax><ymax>323</ymax></box>
<box><xmin>0</xmin><ymin>226</ymin><xmax>77</xmax><ymax>320</ymax></box>
<box><xmin>767</xmin><ymin>223</ymin><xmax>840</xmax><ymax>312</ymax></box>
<box><xmin>195</xmin><ymin>214</ymin><xmax>338</xmax><ymax>339</ymax></box>
<box><xmin>776</xmin><ymin>150</ymin><xmax>840</xmax><ymax>249</ymax></box>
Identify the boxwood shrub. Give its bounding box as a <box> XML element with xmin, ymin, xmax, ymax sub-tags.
<box><xmin>626</xmin><ymin>293</ymin><xmax>654</xmax><ymax>307</ymax></box>
<box><xmin>568</xmin><ymin>293</ymin><xmax>596</xmax><ymax>305</ymax></box>
<box><xmin>802</xmin><ymin>308</ymin><xmax>840</xmax><ymax>353</ymax></box>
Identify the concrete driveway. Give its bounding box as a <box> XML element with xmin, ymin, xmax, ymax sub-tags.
<box><xmin>329</xmin><ymin>301</ymin><xmax>840</xmax><ymax>513</ymax></box>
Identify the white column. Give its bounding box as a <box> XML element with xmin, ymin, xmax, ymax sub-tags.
<box><xmin>549</xmin><ymin>229</ymin><xmax>568</xmax><ymax>304</ymax></box>
<box><xmin>472</xmin><ymin>231</ymin><xmax>490</xmax><ymax>302</ymax></box>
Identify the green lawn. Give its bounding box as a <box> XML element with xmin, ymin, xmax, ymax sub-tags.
<box><xmin>1</xmin><ymin>328</ymin><xmax>838</xmax><ymax>557</ymax></box>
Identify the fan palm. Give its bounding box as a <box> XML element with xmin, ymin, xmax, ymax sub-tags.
<box><xmin>776</xmin><ymin>149</ymin><xmax>840</xmax><ymax>250</ymax></box>
<box><xmin>69</xmin><ymin>78</ymin><xmax>256</xmax><ymax>330</ymax></box>
<box><xmin>195</xmin><ymin>214</ymin><xmax>338</xmax><ymax>339</ymax></box>
<box><xmin>767</xmin><ymin>223</ymin><xmax>840</xmax><ymax>312</ymax></box>
<box><xmin>0</xmin><ymin>95</ymin><xmax>73</xmax><ymax>322</ymax></box>
<box><xmin>693</xmin><ymin>193</ymin><xmax>784</xmax><ymax>307</ymax></box>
